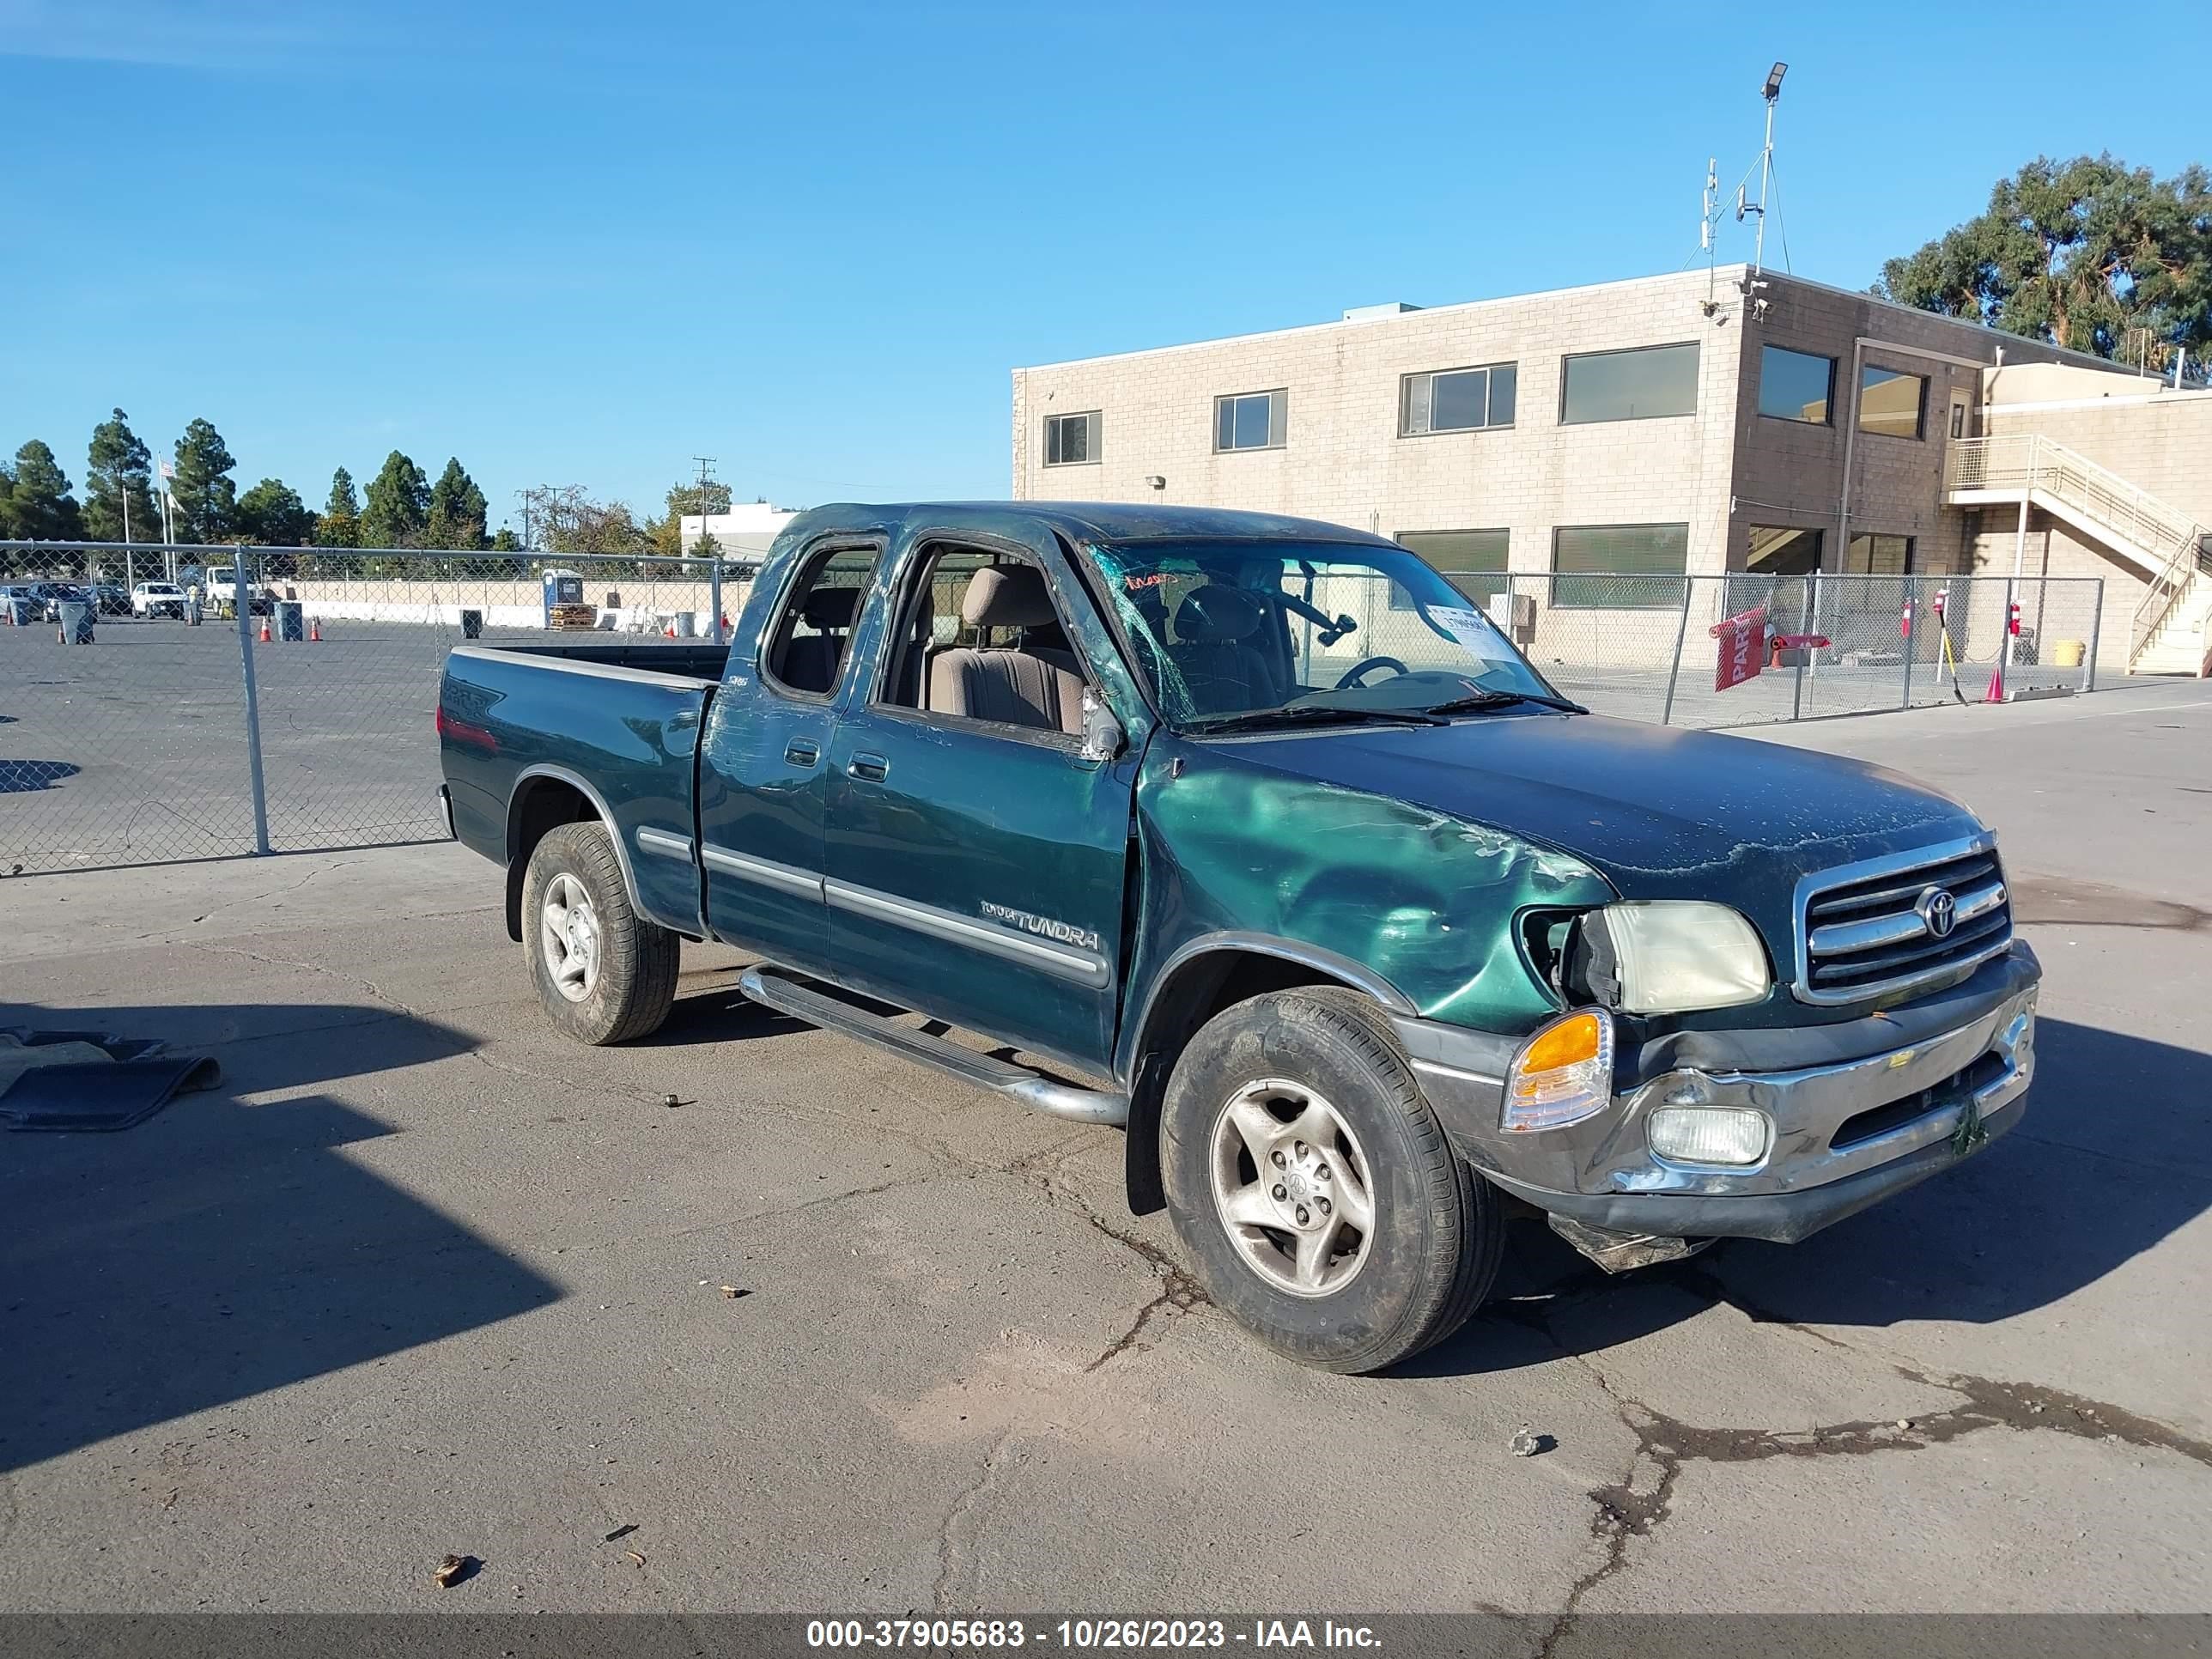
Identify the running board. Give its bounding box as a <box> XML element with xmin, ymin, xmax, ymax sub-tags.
<box><xmin>737</xmin><ymin>967</ymin><xmax>1129</xmax><ymax>1126</ymax></box>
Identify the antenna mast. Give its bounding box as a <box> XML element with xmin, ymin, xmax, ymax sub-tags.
<box><xmin>1737</xmin><ymin>61</ymin><xmax>1786</xmax><ymax>275</ymax></box>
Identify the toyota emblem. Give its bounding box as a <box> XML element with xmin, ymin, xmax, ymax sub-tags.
<box><xmin>1916</xmin><ymin>886</ymin><xmax>1958</xmax><ymax>939</ymax></box>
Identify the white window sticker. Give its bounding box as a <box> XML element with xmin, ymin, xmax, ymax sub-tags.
<box><xmin>1427</xmin><ymin>604</ymin><xmax>1512</xmax><ymax>663</ymax></box>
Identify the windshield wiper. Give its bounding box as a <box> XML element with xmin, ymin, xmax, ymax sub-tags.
<box><xmin>1422</xmin><ymin>690</ymin><xmax>1587</xmax><ymax>717</ymax></box>
<box><xmin>1186</xmin><ymin>703</ymin><xmax>1444</xmax><ymax>734</ymax></box>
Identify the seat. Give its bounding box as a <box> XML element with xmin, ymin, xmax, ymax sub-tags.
<box><xmin>776</xmin><ymin>585</ymin><xmax>861</xmax><ymax>693</ymax></box>
<box><xmin>927</xmin><ymin>565</ymin><xmax>1087</xmax><ymax>736</ymax></box>
<box><xmin>1166</xmin><ymin>586</ymin><xmax>1280</xmax><ymax>714</ymax></box>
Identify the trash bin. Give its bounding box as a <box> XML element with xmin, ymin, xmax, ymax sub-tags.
<box><xmin>275</xmin><ymin>599</ymin><xmax>306</xmax><ymax>642</ymax></box>
<box><xmin>4</xmin><ymin>594</ymin><xmax>33</xmax><ymax>627</ymax></box>
<box><xmin>2052</xmin><ymin>638</ymin><xmax>2086</xmax><ymax>669</ymax></box>
<box><xmin>58</xmin><ymin>600</ymin><xmax>95</xmax><ymax>644</ymax></box>
<box><xmin>461</xmin><ymin>609</ymin><xmax>484</xmax><ymax>641</ymax></box>
<box><xmin>672</xmin><ymin>611</ymin><xmax>696</xmax><ymax>639</ymax></box>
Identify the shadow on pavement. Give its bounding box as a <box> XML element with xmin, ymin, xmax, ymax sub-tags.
<box><xmin>1411</xmin><ymin>1015</ymin><xmax>2212</xmax><ymax>1376</ymax></box>
<box><xmin>0</xmin><ymin>1000</ymin><xmax>562</xmax><ymax>1474</ymax></box>
<box><xmin>1</xmin><ymin>760</ymin><xmax>81</xmax><ymax>793</ymax></box>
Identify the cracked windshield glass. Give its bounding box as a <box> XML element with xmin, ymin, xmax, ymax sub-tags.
<box><xmin>1087</xmin><ymin>539</ymin><xmax>1568</xmax><ymax>729</ymax></box>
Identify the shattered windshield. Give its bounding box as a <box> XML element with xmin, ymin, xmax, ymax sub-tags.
<box><xmin>1085</xmin><ymin>538</ymin><xmax>1568</xmax><ymax>731</ymax></box>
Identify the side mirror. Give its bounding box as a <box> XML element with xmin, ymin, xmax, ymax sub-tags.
<box><xmin>1079</xmin><ymin>687</ymin><xmax>1125</xmax><ymax>764</ymax></box>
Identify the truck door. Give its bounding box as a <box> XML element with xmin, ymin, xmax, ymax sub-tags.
<box><xmin>695</xmin><ymin>538</ymin><xmax>884</xmax><ymax>972</ymax></box>
<box><xmin>820</xmin><ymin>530</ymin><xmax>1137</xmax><ymax>1073</ymax></box>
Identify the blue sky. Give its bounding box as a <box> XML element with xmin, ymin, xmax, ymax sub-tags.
<box><xmin>4</xmin><ymin>0</ymin><xmax>2206</xmax><ymax>532</ymax></box>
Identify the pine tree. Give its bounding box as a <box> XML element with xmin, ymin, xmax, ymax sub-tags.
<box><xmin>82</xmin><ymin>409</ymin><xmax>161</xmax><ymax>543</ymax></box>
<box><xmin>425</xmin><ymin>458</ymin><xmax>489</xmax><ymax>550</ymax></box>
<box><xmin>169</xmin><ymin>418</ymin><xmax>238</xmax><ymax>542</ymax></box>
<box><xmin>316</xmin><ymin>468</ymin><xmax>362</xmax><ymax>547</ymax></box>
<box><xmin>359</xmin><ymin>451</ymin><xmax>429</xmax><ymax>548</ymax></box>
<box><xmin>9</xmin><ymin>440</ymin><xmax>83</xmax><ymax>540</ymax></box>
<box><xmin>235</xmin><ymin>479</ymin><xmax>315</xmax><ymax>547</ymax></box>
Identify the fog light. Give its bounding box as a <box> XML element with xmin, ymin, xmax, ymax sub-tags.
<box><xmin>1647</xmin><ymin>1106</ymin><xmax>1769</xmax><ymax>1166</ymax></box>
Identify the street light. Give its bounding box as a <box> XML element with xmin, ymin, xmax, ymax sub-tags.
<box><xmin>1763</xmin><ymin>61</ymin><xmax>1787</xmax><ymax>102</ymax></box>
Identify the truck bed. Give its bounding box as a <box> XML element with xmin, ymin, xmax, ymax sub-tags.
<box><xmin>438</xmin><ymin>641</ymin><xmax>723</xmax><ymax>933</ymax></box>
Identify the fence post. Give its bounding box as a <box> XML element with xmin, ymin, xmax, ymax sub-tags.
<box><xmin>1659</xmin><ymin>576</ymin><xmax>1694</xmax><ymax>726</ymax></box>
<box><xmin>1899</xmin><ymin>576</ymin><xmax>1915</xmax><ymax>710</ymax></box>
<box><xmin>234</xmin><ymin>549</ymin><xmax>272</xmax><ymax>855</ymax></box>
<box><xmin>2084</xmin><ymin>577</ymin><xmax>2103</xmax><ymax>692</ymax></box>
<box><xmin>1791</xmin><ymin>574</ymin><xmax>1809</xmax><ymax>721</ymax></box>
<box><xmin>709</xmin><ymin>558</ymin><xmax>725</xmax><ymax>644</ymax></box>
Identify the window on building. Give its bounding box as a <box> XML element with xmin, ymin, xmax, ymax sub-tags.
<box><xmin>1559</xmin><ymin>343</ymin><xmax>1699</xmax><ymax>423</ymax></box>
<box><xmin>1044</xmin><ymin>411</ymin><xmax>1098</xmax><ymax>466</ymax></box>
<box><xmin>1552</xmin><ymin>524</ymin><xmax>1689</xmax><ymax>608</ymax></box>
<box><xmin>1745</xmin><ymin>526</ymin><xmax>1823</xmax><ymax>576</ymax></box>
<box><xmin>1858</xmin><ymin>365</ymin><xmax>1926</xmax><ymax>439</ymax></box>
<box><xmin>1844</xmin><ymin>533</ymin><xmax>1913</xmax><ymax>574</ymax></box>
<box><xmin>1215</xmin><ymin>389</ymin><xmax>1288</xmax><ymax>452</ymax></box>
<box><xmin>1401</xmin><ymin>364</ymin><xmax>1517</xmax><ymax>435</ymax></box>
<box><xmin>1757</xmin><ymin>346</ymin><xmax>1836</xmax><ymax>424</ymax></box>
<box><xmin>1397</xmin><ymin>529</ymin><xmax>1509</xmax><ymax>605</ymax></box>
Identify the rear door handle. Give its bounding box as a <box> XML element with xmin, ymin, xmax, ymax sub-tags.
<box><xmin>848</xmin><ymin>752</ymin><xmax>890</xmax><ymax>782</ymax></box>
<box><xmin>785</xmin><ymin>738</ymin><xmax>820</xmax><ymax>768</ymax></box>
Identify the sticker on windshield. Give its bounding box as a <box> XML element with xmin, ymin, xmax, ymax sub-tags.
<box><xmin>1427</xmin><ymin>605</ymin><xmax>1513</xmax><ymax>664</ymax></box>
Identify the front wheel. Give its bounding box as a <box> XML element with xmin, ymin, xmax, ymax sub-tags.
<box><xmin>521</xmin><ymin>821</ymin><xmax>679</xmax><ymax>1045</ymax></box>
<box><xmin>1161</xmin><ymin>987</ymin><xmax>1503</xmax><ymax>1373</ymax></box>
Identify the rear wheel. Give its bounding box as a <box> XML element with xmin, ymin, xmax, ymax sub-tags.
<box><xmin>521</xmin><ymin>821</ymin><xmax>678</xmax><ymax>1045</ymax></box>
<box><xmin>1161</xmin><ymin>987</ymin><xmax>1503</xmax><ymax>1373</ymax></box>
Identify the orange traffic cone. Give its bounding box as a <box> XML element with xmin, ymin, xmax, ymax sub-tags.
<box><xmin>259</xmin><ymin>617</ymin><xmax>272</xmax><ymax>642</ymax></box>
<box><xmin>665</xmin><ymin>623</ymin><xmax>676</xmax><ymax>638</ymax></box>
<box><xmin>309</xmin><ymin>617</ymin><xmax>322</xmax><ymax>642</ymax></box>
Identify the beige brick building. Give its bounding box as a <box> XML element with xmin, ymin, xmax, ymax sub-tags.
<box><xmin>1012</xmin><ymin>265</ymin><xmax>2212</xmax><ymax>677</ymax></box>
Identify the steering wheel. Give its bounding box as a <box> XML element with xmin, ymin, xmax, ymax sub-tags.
<box><xmin>1334</xmin><ymin>655</ymin><xmax>1410</xmax><ymax>690</ymax></box>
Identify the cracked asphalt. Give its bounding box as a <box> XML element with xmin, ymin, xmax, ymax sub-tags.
<box><xmin>2</xmin><ymin>681</ymin><xmax>2209</xmax><ymax>1617</ymax></box>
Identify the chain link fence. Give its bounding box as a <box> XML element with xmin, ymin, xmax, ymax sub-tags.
<box><xmin>2</xmin><ymin>541</ymin><xmax>2106</xmax><ymax>876</ymax></box>
<box><xmin>1</xmin><ymin>542</ymin><xmax>758</xmax><ymax>875</ymax></box>
<box><xmin>1397</xmin><ymin>570</ymin><xmax>2105</xmax><ymax>730</ymax></box>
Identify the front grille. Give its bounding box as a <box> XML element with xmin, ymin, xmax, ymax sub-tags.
<box><xmin>1797</xmin><ymin>840</ymin><xmax>2013</xmax><ymax>1005</ymax></box>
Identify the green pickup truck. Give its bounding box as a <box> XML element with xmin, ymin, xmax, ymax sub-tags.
<box><xmin>438</xmin><ymin>503</ymin><xmax>2038</xmax><ymax>1373</ymax></box>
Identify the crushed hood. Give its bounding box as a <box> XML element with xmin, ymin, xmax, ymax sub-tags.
<box><xmin>1231</xmin><ymin>711</ymin><xmax>1984</xmax><ymax>936</ymax></box>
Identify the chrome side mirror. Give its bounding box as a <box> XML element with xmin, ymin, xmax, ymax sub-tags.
<box><xmin>1079</xmin><ymin>687</ymin><xmax>1125</xmax><ymax>763</ymax></box>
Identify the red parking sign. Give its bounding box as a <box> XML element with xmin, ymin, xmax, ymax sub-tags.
<box><xmin>1711</xmin><ymin>605</ymin><xmax>1768</xmax><ymax>691</ymax></box>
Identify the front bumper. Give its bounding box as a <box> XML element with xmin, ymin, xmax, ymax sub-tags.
<box><xmin>1395</xmin><ymin>942</ymin><xmax>2040</xmax><ymax>1244</ymax></box>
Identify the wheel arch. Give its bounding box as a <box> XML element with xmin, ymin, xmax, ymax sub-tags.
<box><xmin>1118</xmin><ymin>933</ymin><xmax>1414</xmax><ymax>1217</ymax></box>
<box><xmin>504</xmin><ymin>766</ymin><xmax>641</xmax><ymax>943</ymax></box>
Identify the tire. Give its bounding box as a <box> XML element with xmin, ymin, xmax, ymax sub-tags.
<box><xmin>520</xmin><ymin>820</ymin><xmax>679</xmax><ymax>1045</ymax></box>
<box><xmin>1160</xmin><ymin>987</ymin><xmax>1503</xmax><ymax>1374</ymax></box>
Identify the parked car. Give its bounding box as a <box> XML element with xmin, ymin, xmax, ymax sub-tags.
<box><xmin>131</xmin><ymin>581</ymin><xmax>188</xmax><ymax>619</ymax></box>
<box><xmin>438</xmin><ymin>503</ymin><xmax>2039</xmax><ymax>1374</ymax></box>
<box><xmin>29</xmin><ymin>582</ymin><xmax>90</xmax><ymax>623</ymax></box>
<box><xmin>203</xmin><ymin>568</ymin><xmax>276</xmax><ymax>618</ymax></box>
<box><xmin>0</xmin><ymin>584</ymin><xmax>40</xmax><ymax>625</ymax></box>
<box><xmin>92</xmin><ymin>582</ymin><xmax>133</xmax><ymax>617</ymax></box>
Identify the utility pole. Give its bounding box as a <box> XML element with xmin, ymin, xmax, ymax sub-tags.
<box><xmin>690</xmin><ymin>456</ymin><xmax>718</xmax><ymax>551</ymax></box>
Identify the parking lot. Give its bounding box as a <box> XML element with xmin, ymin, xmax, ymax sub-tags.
<box><xmin>2</xmin><ymin>594</ymin><xmax>2101</xmax><ymax>876</ymax></box>
<box><xmin>3</xmin><ymin>681</ymin><xmax>2209</xmax><ymax>1623</ymax></box>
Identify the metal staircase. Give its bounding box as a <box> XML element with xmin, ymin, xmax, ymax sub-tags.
<box><xmin>1948</xmin><ymin>434</ymin><xmax>2209</xmax><ymax>675</ymax></box>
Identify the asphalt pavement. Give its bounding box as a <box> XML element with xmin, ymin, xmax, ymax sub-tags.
<box><xmin>2</xmin><ymin>680</ymin><xmax>2208</xmax><ymax>1619</ymax></box>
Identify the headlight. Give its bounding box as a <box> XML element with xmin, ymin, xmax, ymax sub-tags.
<box><xmin>1580</xmin><ymin>902</ymin><xmax>1771</xmax><ymax>1015</ymax></box>
<box><xmin>1502</xmin><ymin>1009</ymin><xmax>1613</xmax><ymax>1132</ymax></box>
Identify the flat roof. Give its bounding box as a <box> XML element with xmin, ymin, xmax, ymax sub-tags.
<box><xmin>1016</xmin><ymin>264</ymin><xmax>2125</xmax><ymax>377</ymax></box>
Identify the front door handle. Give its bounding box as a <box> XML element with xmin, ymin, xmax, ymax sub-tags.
<box><xmin>785</xmin><ymin>738</ymin><xmax>820</xmax><ymax>768</ymax></box>
<box><xmin>848</xmin><ymin>752</ymin><xmax>890</xmax><ymax>782</ymax></box>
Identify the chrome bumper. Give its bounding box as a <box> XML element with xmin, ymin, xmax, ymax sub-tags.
<box><xmin>1406</xmin><ymin>944</ymin><xmax>2041</xmax><ymax>1243</ymax></box>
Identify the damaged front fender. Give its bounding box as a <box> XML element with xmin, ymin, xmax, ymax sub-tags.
<box><xmin>1121</xmin><ymin>734</ymin><xmax>1616</xmax><ymax>1066</ymax></box>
